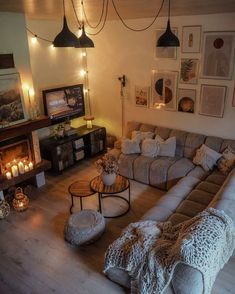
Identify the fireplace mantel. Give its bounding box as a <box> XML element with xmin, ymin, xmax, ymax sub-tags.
<box><xmin>0</xmin><ymin>116</ymin><xmax>51</xmax><ymax>142</ymax></box>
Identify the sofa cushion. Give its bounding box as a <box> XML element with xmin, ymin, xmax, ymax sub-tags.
<box><xmin>142</xmin><ymin>205</ymin><xmax>173</xmax><ymax>222</ymax></box>
<box><xmin>125</xmin><ymin>121</ymin><xmax>141</xmax><ymax>138</ymax></box>
<box><xmin>139</xmin><ymin>123</ymin><xmax>156</xmax><ymax>133</ymax></box>
<box><xmin>167</xmin><ymin>213</ymin><xmax>191</xmax><ymax>225</ymax></box>
<box><xmin>187</xmin><ymin>165</ymin><xmax>209</xmax><ymax>180</ymax></box>
<box><xmin>155</xmin><ymin>135</ymin><xmax>176</xmax><ymax>157</ymax></box>
<box><xmin>205</xmin><ymin>170</ymin><xmax>226</xmax><ymax>186</ymax></box>
<box><xmin>167</xmin><ymin>158</ymin><xmax>195</xmax><ymax>190</ymax></box>
<box><xmin>184</xmin><ymin>133</ymin><xmax>206</xmax><ymax>159</ymax></box>
<box><xmin>176</xmin><ymin>200</ymin><xmax>207</xmax><ymax>218</ymax></box>
<box><xmin>195</xmin><ymin>181</ymin><xmax>221</xmax><ymax>195</ymax></box>
<box><xmin>169</xmin><ymin>129</ymin><xmax>188</xmax><ymax>157</ymax></box>
<box><xmin>141</xmin><ymin>139</ymin><xmax>158</xmax><ymax>157</ymax></box>
<box><xmin>131</xmin><ymin>130</ymin><xmax>154</xmax><ymax>142</ymax></box>
<box><xmin>121</xmin><ymin>138</ymin><xmax>141</xmax><ymax>154</ymax></box>
<box><xmin>220</xmin><ymin>139</ymin><xmax>235</xmax><ymax>153</ymax></box>
<box><xmin>193</xmin><ymin>144</ymin><xmax>222</xmax><ymax>171</ymax></box>
<box><xmin>118</xmin><ymin>153</ymin><xmax>139</xmax><ymax>179</ymax></box>
<box><xmin>187</xmin><ymin>189</ymin><xmax>214</xmax><ymax>206</ymax></box>
<box><xmin>155</xmin><ymin>126</ymin><xmax>171</xmax><ymax>140</ymax></box>
<box><xmin>133</xmin><ymin>155</ymin><xmax>156</xmax><ymax>184</ymax></box>
<box><xmin>149</xmin><ymin>157</ymin><xmax>179</xmax><ymax>190</ymax></box>
<box><xmin>204</xmin><ymin>136</ymin><xmax>223</xmax><ymax>152</ymax></box>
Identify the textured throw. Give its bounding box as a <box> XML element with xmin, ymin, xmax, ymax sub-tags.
<box><xmin>104</xmin><ymin>208</ymin><xmax>235</xmax><ymax>294</ymax></box>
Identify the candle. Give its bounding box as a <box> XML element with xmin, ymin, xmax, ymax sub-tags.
<box><xmin>6</xmin><ymin>162</ymin><xmax>11</xmax><ymax>170</ymax></box>
<box><xmin>11</xmin><ymin>165</ymin><xmax>19</xmax><ymax>177</ymax></box>
<box><xmin>6</xmin><ymin>172</ymin><xmax>12</xmax><ymax>180</ymax></box>
<box><xmin>28</xmin><ymin>162</ymin><xmax>34</xmax><ymax>170</ymax></box>
<box><xmin>24</xmin><ymin>165</ymin><xmax>29</xmax><ymax>172</ymax></box>
<box><xmin>18</xmin><ymin>161</ymin><xmax>25</xmax><ymax>174</ymax></box>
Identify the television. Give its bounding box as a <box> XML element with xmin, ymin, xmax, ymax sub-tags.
<box><xmin>42</xmin><ymin>84</ymin><xmax>85</xmax><ymax>124</ymax></box>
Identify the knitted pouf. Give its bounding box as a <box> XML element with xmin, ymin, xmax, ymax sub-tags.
<box><xmin>64</xmin><ymin>209</ymin><xmax>105</xmax><ymax>246</ymax></box>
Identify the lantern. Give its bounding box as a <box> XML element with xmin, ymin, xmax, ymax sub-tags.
<box><xmin>12</xmin><ymin>187</ymin><xmax>29</xmax><ymax>212</ymax></box>
<box><xmin>0</xmin><ymin>200</ymin><xmax>10</xmax><ymax>219</ymax></box>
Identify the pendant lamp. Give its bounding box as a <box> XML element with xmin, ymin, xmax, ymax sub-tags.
<box><xmin>53</xmin><ymin>0</ymin><xmax>80</xmax><ymax>47</ymax></box>
<box><xmin>75</xmin><ymin>24</ymin><xmax>95</xmax><ymax>48</ymax></box>
<box><xmin>157</xmin><ymin>0</ymin><xmax>180</xmax><ymax>47</ymax></box>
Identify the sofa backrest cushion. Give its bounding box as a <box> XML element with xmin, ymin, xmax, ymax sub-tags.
<box><xmin>204</xmin><ymin>136</ymin><xmax>223</xmax><ymax>152</ymax></box>
<box><xmin>220</xmin><ymin>139</ymin><xmax>235</xmax><ymax>152</ymax></box>
<box><xmin>125</xmin><ymin>121</ymin><xmax>141</xmax><ymax>138</ymax></box>
<box><xmin>155</xmin><ymin>126</ymin><xmax>171</xmax><ymax>140</ymax></box>
<box><xmin>169</xmin><ymin>130</ymin><xmax>188</xmax><ymax>157</ymax></box>
<box><xmin>184</xmin><ymin>133</ymin><xmax>206</xmax><ymax>159</ymax></box>
<box><xmin>139</xmin><ymin>123</ymin><xmax>156</xmax><ymax>133</ymax></box>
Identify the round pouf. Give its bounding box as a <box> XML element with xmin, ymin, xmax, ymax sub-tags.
<box><xmin>64</xmin><ymin>210</ymin><xmax>105</xmax><ymax>246</ymax></box>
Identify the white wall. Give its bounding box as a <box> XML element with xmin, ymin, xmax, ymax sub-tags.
<box><xmin>0</xmin><ymin>13</ymin><xmax>33</xmax><ymax>111</ymax></box>
<box><xmin>88</xmin><ymin>13</ymin><xmax>235</xmax><ymax>139</ymax></box>
<box><xmin>26</xmin><ymin>13</ymin><xmax>235</xmax><ymax>140</ymax></box>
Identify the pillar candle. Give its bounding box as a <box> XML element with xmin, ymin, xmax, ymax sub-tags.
<box><xmin>28</xmin><ymin>162</ymin><xmax>34</xmax><ymax>170</ymax></box>
<box><xmin>18</xmin><ymin>161</ymin><xmax>25</xmax><ymax>174</ymax></box>
<box><xmin>6</xmin><ymin>172</ymin><xmax>12</xmax><ymax>180</ymax></box>
<box><xmin>24</xmin><ymin>165</ymin><xmax>29</xmax><ymax>172</ymax></box>
<box><xmin>11</xmin><ymin>165</ymin><xmax>19</xmax><ymax>177</ymax></box>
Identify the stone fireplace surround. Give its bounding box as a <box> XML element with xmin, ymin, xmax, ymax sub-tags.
<box><xmin>0</xmin><ymin>116</ymin><xmax>51</xmax><ymax>199</ymax></box>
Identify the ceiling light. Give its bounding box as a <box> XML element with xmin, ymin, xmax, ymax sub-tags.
<box><xmin>75</xmin><ymin>24</ymin><xmax>94</xmax><ymax>48</ymax></box>
<box><xmin>53</xmin><ymin>0</ymin><xmax>80</xmax><ymax>48</ymax></box>
<box><xmin>157</xmin><ymin>0</ymin><xmax>180</xmax><ymax>47</ymax></box>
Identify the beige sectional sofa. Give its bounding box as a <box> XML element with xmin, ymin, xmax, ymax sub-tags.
<box><xmin>106</xmin><ymin>121</ymin><xmax>235</xmax><ymax>293</ymax></box>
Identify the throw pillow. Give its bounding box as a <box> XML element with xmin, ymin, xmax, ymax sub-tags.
<box><xmin>131</xmin><ymin>130</ymin><xmax>154</xmax><ymax>142</ymax></box>
<box><xmin>155</xmin><ymin>135</ymin><xmax>176</xmax><ymax>157</ymax></box>
<box><xmin>193</xmin><ymin>144</ymin><xmax>222</xmax><ymax>171</ymax></box>
<box><xmin>217</xmin><ymin>146</ymin><xmax>235</xmax><ymax>174</ymax></box>
<box><xmin>141</xmin><ymin>139</ymin><xmax>159</xmax><ymax>157</ymax></box>
<box><xmin>121</xmin><ymin>138</ymin><xmax>141</xmax><ymax>155</ymax></box>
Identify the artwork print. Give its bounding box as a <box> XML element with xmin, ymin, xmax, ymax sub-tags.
<box><xmin>180</xmin><ymin>59</ymin><xmax>199</xmax><ymax>84</ymax></box>
<box><xmin>151</xmin><ymin>71</ymin><xmax>178</xmax><ymax>111</ymax></box>
<box><xmin>199</xmin><ymin>84</ymin><xmax>226</xmax><ymax>118</ymax></box>
<box><xmin>177</xmin><ymin>89</ymin><xmax>196</xmax><ymax>113</ymax></box>
<box><xmin>155</xmin><ymin>29</ymin><xmax>178</xmax><ymax>59</ymax></box>
<box><xmin>201</xmin><ymin>31</ymin><xmax>235</xmax><ymax>79</ymax></box>
<box><xmin>134</xmin><ymin>86</ymin><xmax>149</xmax><ymax>107</ymax></box>
<box><xmin>0</xmin><ymin>73</ymin><xmax>26</xmax><ymax>127</ymax></box>
<box><xmin>182</xmin><ymin>26</ymin><xmax>201</xmax><ymax>53</ymax></box>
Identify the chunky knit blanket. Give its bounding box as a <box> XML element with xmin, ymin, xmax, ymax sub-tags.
<box><xmin>104</xmin><ymin>208</ymin><xmax>235</xmax><ymax>294</ymax></box>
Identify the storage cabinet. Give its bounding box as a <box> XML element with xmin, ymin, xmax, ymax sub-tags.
<box><xmin>40</xmin><ymin>125</ymin><xmax>106</xmax><ymax>172</ymax></box>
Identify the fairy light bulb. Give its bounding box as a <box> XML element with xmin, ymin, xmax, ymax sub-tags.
<box><xmin>22</xmin><ymin>84</ymin><xmax>29</xmax><ymax>91</ymax></box>
<box><xmin>80</xmin><ymin>69</ymin><xmax>87</xmax><ymax>77</ymax></box>
<box><xmin>31</xmin><ymin>35</ymin><xmax>37</xmax><ymax>44</ymax></box>
<box><xmin>50</xmin><ymin>44</ymin><xmax>55</xmax><ymax>50</ymax></box>
<box><xmin>81</xmin><ymin>52</ymin><xmax>87</xmax><ymax>57</ymax></box>
<box><xmin>29</xmin><ymin>88</ymin><xmax>35</xmax><ymax>96</ymax></box>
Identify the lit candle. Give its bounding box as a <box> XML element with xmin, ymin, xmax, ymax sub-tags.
<box><xmin>11</xmin><ymin>165</ymin><xmax>19</xmax><ymax>177</ymax></box>
<box><xmin>6</xmin><ymin>172</ymin><xmax>12</xmax><ymax>180</ymax></box>
<box><xmin>24</xmin><ymin>165</ymin><xmax>29</xmax><ymax>172</ymax></box>
<box><xmin>6</xmin><ymin>162</ymin><xmax>11</xmax><ymax>170</ymax></box>
<box><xmin>18</xmin><ymin>161</ymin><xmax>25</xmax><ymax>174</ymax></box>
<box><xmin>28</xmin><ymin>162</ymin><xmax>34</xmax><ymax>170</ymax></box>
<box><xmin>87</xmin><ymin>120</ymin><xmax>92</xmax><ymax>129</ymax></box>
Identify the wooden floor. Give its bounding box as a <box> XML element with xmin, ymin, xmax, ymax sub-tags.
<box><xmin>0</xmin><ymin>159</ymin><xmax>234</xmax><ymax>294</ymax></box>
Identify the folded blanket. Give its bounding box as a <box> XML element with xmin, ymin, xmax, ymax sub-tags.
<box><xmin>104</xmin><ymin>208</ymin><xmax>235</xmax><ymax>294</ymax></box>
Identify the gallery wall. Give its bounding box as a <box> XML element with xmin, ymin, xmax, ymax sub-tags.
<box><xmin>25</xmin><ymin>12</ymin><xmax>235</xmax><ymax>139</ymax></box>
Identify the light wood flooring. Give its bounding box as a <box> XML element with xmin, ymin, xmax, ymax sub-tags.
<box><xmin>0</xmin><ymin>158</ymin><xmax>234</xmax><ymax>294</ymax></box>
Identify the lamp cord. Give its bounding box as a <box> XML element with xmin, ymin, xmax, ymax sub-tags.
<box><xmin>168</xmin><ymin>0</ymin><xmax>170</xmax><ymax>20</ymax></box>
<box><xmin>81</xmin><ymin>0</ymin><xmax>106</xmax><ymax>29</ymax></box>
<box><xmin>71</xmin><ymin>0</ymin><xmax>82</xmax><ymax>27</ymax></box>
<box><xmin>111</xmin><ymin>0</ymin><xmax>165</xmax><ymax>32</ymax></box>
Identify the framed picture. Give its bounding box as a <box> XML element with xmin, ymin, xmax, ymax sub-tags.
<box><xmin>201</xmin><ymin>31</ymin><xmax>235</xmax><ymax>79</ymax></box>
<box><xmin>180</xmin><ymin>58</ymin><xmax>199</xmax><ymax>84</ymax></box>
<box><xmin>232</xmin><ymin>82</ymin><xmax>235</xmax><ymax>107</ymax></box>
<box><xmin>134</xmin><ymin>86</ymin><xmax>149</xmax><ymax>107</ymax></box>
<box><xmin>182</xmin><ymin>26</ymin><xmax>201</xmax><ymax>53</ymax></box>
<box><xmin>177</xmin><ymin>89</ymin><xmax>196</xmax><ymax>114</ymax></box>
<box><xmin>151</xmin><ymin>70</ymin><xmax>178</xmax><ymax>111</ymax></box>
<box><xmin>155</xmin><ymin>28</ymin><xmax>178</xmax><ymax>59</ymax></box>
<box><xmin>199</xmin><ymin>84</ymin><xmax>226</xmax><ymax>118</ymax></box>
<box><xmin>0</xmin><ymin>72</ymin><xmax>26</xmax><ymax>127</ymax></box>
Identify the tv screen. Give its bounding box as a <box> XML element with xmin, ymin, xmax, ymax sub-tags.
<box><xmin>42</xmin><ymin>84</ymin><xmax>85</xmax><ymax>124</ymax></box>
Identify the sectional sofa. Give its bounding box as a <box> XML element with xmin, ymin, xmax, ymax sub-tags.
<box><xmin>106</xmin><ymin>121</ymin><xmax>235</xmax><ymax>293</ymax></box>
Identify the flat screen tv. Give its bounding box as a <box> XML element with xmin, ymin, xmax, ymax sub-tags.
<box><xmin>42</xmin><ymin>84</ymin><xmax>85</xmax><ymax>124</ymax></box>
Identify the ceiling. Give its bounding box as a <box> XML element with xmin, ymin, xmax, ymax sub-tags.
<box><xmin>0</xmin><ymin>0</ymin><xmax>234</xmax><ymax>21</ymax></box>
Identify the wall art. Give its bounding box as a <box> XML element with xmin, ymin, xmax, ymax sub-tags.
<box><xmin>201</xmin><ymin>31</ymin><xmax>235</xmax><ymax>79</ymax></box>
<box><xmin>134</xmin><ymin>86</ymin><xmax>149</xmax><ymax>107</ymax></box>
<box><xmin>177</xmin><ymin>88</ymin><xmax>196</xmax><ymax>113</ymax></box>
<box><xmin>182</xmin><ymin>26</ymin><xmax>201</xmax><ymax>53</ymax></box>
<box><xmin>199</xmin><ymin>84</ymin><xmax>226</xmax><ymax>118</ymax></box>
<box><xmin>180</xmin><ymin>58</ymin><xmax>199</xmax><ymax>84</ymax></box>
<box><xmin>151</xmin><ymin>70</ymin><xmax>178</xmax><ymax>111</ymax></box>
<box><xmin>155</xmin><ymin>28</ymin><xmax>178</xmax><ymax>59</ymax></box>
<box><xmin>0</xmin><ymin>72</ymin><xmax>26</xmax><ymax>127</ymax></box>
<box><xmin>232</xmin><ymin>82</ymin><xmax>235</xmax><ymax>107</ymax></box>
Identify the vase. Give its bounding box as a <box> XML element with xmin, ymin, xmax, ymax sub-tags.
<box><xmin>101</xmin><ymin>172</ymin><xmax>116</xmax><ymax>186</ymax></box>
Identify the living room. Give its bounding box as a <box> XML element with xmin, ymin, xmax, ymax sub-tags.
<box><xmin>0</xmin><ymin>0</ymin><xmax>235</xmax><ymax>293</ymax></box>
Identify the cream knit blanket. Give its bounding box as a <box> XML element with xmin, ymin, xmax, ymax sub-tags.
<box><xmin>104</xmin><ymin>208</ymin><xmax>235</xmax><ymax>294</ymax></box>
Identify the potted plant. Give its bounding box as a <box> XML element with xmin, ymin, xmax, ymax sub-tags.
<box><xmin>95</xmin><ymin>153</ymin><xmax>119</xmax><ymax>186</ymax></box>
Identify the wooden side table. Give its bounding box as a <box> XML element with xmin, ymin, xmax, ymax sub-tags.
<box><xmin>68</xmin><ymin>180</ymin><xmax>96</xmax><ymax>214</ymax></box>
<box><xmin>90</xmin><ymin>175</ymin><xmax>130</xmax><ymax>218</ymax></box>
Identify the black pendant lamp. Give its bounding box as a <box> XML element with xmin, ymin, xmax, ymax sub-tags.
<box><xmin>157</xmin><ymin>0</ymin><xmax>180</xmax><ymax>47</ymax></box>
<box><xmin>53</xmin><ymin>0</ymin><xmax>80</xmax><ymax>47</ymax></box>
<box><xmin>75</xmin><ymin>24</ymin><xmax>94</xmax><ymax>48</ymax></box>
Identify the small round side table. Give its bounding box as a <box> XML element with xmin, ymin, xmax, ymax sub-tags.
<box><xmin>68</xmin><ymin>180</ymin><xmax>96</xmax><ymax>214</ymax></box>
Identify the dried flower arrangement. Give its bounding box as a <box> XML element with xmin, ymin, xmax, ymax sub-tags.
<box><xmin>95</xmin><ymin>153</ymin><xmax>119</xmax><ymax>175</ymax></box>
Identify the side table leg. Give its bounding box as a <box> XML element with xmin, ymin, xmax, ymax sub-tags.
<box><xmin>98</xmin><ymin>193</ymin><xmax>102</xmax><ymax>214</ymax></box>
<box><xmin>70</xmin><ymin>195</ymin><xmax>74</xmax><ymax>214</ymax></box>
<box><xmin>80</xmin><ymin>197</ymin><xmax>83</xmax><ymax>211</ymax></box>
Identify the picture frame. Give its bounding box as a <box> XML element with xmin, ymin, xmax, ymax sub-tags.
<box><xmin>151</xmin><ymin>70</ymin><xmax>178</xmax><ymax>111</ymax></box>
<box><xmin>134</xmin><ymin>86</ymin><xmax>149</xmax><ymax>107</ymax></box>
<box><xmin>155</xmin><ymin>28</ymin><xmax>178</xmax><ymax>59</ymax></box>
<box><xmin>182</xmin><ymin>26</ymin><xmax>201</xmax><ymax>53</ymax></box>
<box><xmin>0</xmin><ymin>72</ymin><xmax>27</xmax><ymax>127</ymax></box>
<box><xmin>180</xmin><ymin>58</ymin><xmax>199</xmax><ymax>84</ymax></box>
<box><xmin>232</xmin><ymin>82</ymin><xmax>235</xmax><ymax>107</ymax></box>
<box><xmin>199</xmin><ymin>84</ymin><xmax>226</xmax><ymax>118</ymax></box>
<box><xmin>201</xmin><ymin>31</ymin><xmax>235</xmax><ymax>80</ymax></box>
<box><xmin>177</xmin><ymin>89</ymin><xmax>196</xmax><ymax>114</ymax></box>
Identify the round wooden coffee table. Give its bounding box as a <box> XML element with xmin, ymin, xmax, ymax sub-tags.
<box><xmin>90</xmin><ymin>175</ymin><xmax>130</xmax><ymax>218</ymax></box>
<box><xmin>68</xmin><ymin>180</ymin><xmax>96</xmax><ymax>214</ymax></box>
